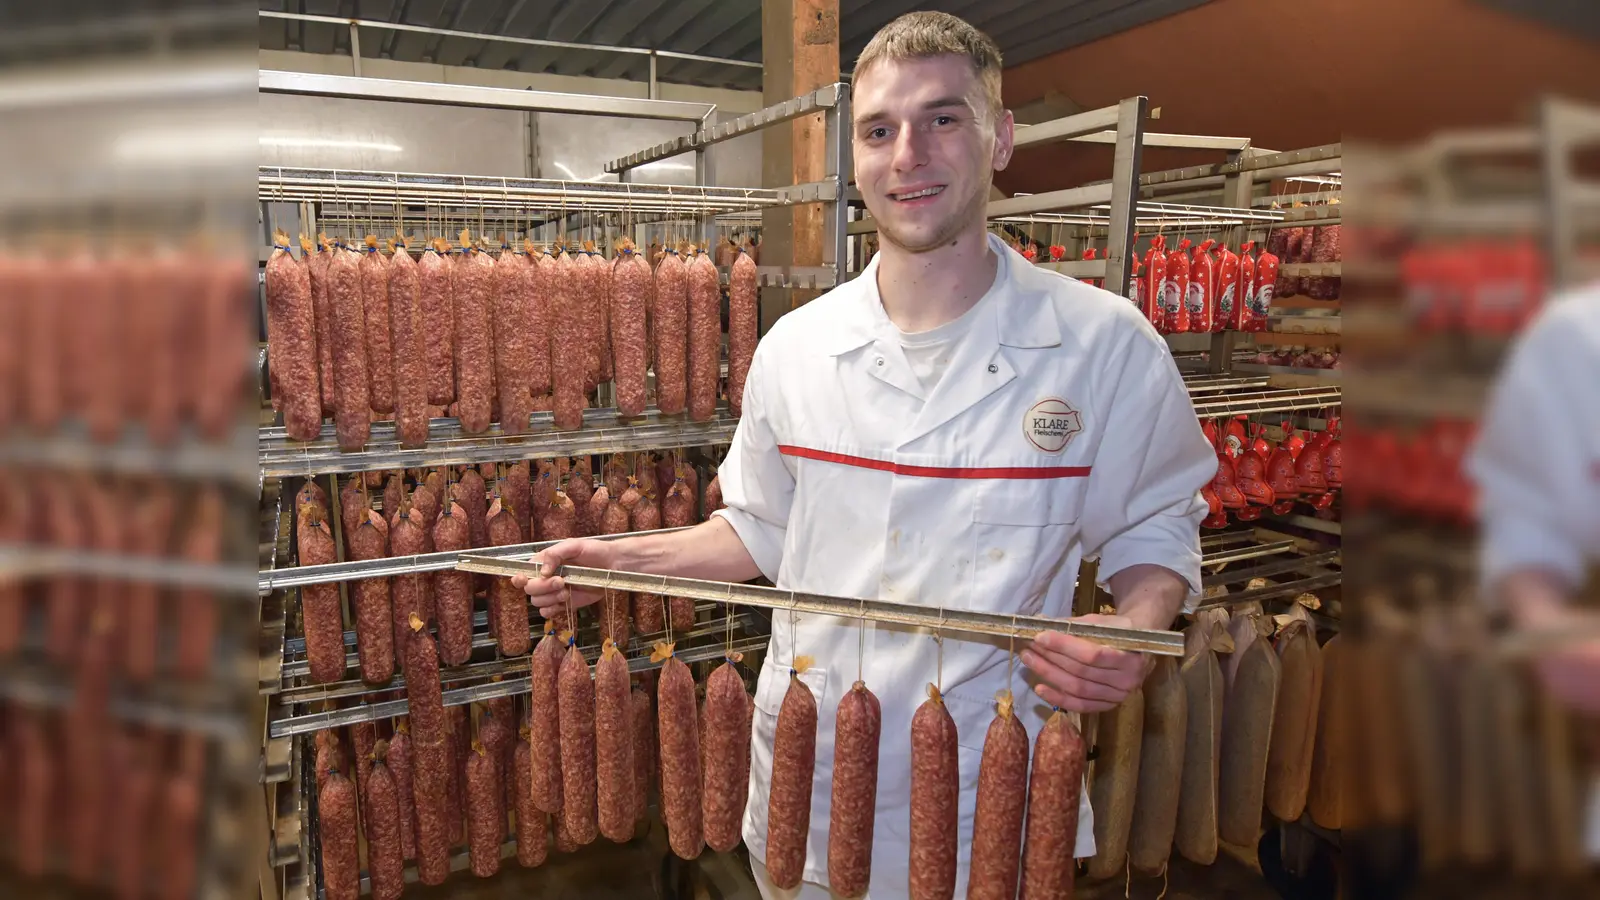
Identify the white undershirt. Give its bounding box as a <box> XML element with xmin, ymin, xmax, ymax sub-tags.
<box><xmin>884</xmin><ymin>250</ymin><xmax>1005</xmax><ymax>398</ymax></box>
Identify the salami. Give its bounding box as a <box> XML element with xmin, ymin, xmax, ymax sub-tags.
<box><xmin>480</xmin><ymin>706</ymin><xmax>513</xmax><ymax>837</ymax></box>
<box><xmin>486</xmin><ymin>496</ymin><xmax>529</xmax><ymax>655</ymax></box>
<box><xmin>530</xmin><ymin>632</ymin><xmax>564</xmax><ymax>814</ymax></box>
<box><xmin>506</xmin><ymin>460</ymin><xmax>532</xmax><ymax>543</ymax></box>
<box><xmin>968</xmin><ymin>692</ymin><xmax>1029</xmax><ymax>900</ymax></box>
<box><xmin>592</xmin><ymin>640</ymin><xmax>636</xmax><ymax>843</ymax></box>
<box><xmin>265</xmin><ymin>233</ymin><xmax>321</xmax><ymax>440</ymax></box>
<box><xmin>630</xmin><ymin>489</ymin><xmax>661</xmax><ymax>534</ymax></box>
<box><xmin>358</xmin><ymin>237</ymin><xmax>395</xmax><ymax>413</ymax></box>
<box><xmin>466</xmin><ymin>740</ymin><xmax>502</xmax><ymax>878</ymax></box>
<box><xmin>390</xmin><ymin>495</ymin><xmax>433</xmax><ymax>664</ymax></box>
<box><xmin>365</xmin><ymin>742</ymin><xmax>405</xmax><ymax>900</ymax></box>
<box><xmin>658</xmin><ymin>654</ymin><xmax>704</xmax><ymax>860</ymax></box>
<box><xmin>551</xmin><ymin>247</ymin><xmax>586</xmax><ymax>431</ymax></box>
<box><xmin>387</xmin><ymin>238</ymin><xmax>430</xmax><ymax>448</ymax></box>
<box><xmin>1128</xmin><ymin>656</ymin><xmax>1188</xmax><ymax>875</ymax></box>
<box><xmin>702</xmin><ymin>660</ymin><xmax>753</xmax><ymax>853</ymax></box>
<box><xmin>523</xmin><ymin>242</ymin><xmax>552</xmax><ymax>395</ymax></box>
<box><xmin>410</xmin><ymin>732</ymin><xmax>453</xmax><ymax>886</ymax></box>
<box><xmin>457</xmin><ymin>466</ymin><xmax>490</xmax><ymax>550</ymax></box>
<box><xmin>586</xmin><ymin>484</ymin><xmax>612</xmax><ymax>540</ymax></box>
<box><xmin>910</xmin><ymin>685</ymin><xmax>959</xmax><ymax>900</ymax></box>
<box><xmin>566</xmin><ymin>466</ymin><xmax>595</xmax><ymax>537</ymax></box>
<box><xmin>583</xmin><ymin>243</ymin><xmax>611</xmax><ymax>386</ymax></box>
<box><xmin>686</xmin><ymin>247</ymin><xmax>721</xmax><ymax>421</ymax></box>
<box><xmin>653</xmin><ymin>248</ymin><xmax>688</xmax><ymax>415</ymax></box>
<box><xmin>308</xmin><ymin>238</ymin><xmax>336</xmax><ymax>415</ymax></box>
<box><xmin>428</xmin><ymin>498</ymin><xmax>471</xmax><ymax>670</ymax></box>
<box><xmin>515</xmin><ymin>727</ymin><xmax>550</xmax><ymax>867</ymax></box>
<box><xmin>452</xmin><ymin>235</ymin><xmax>494</xmax><ymax>433</ymax></box>
<box><xmin>493</xmin><ymin>247</ymin><xmax>537</xmax><ymax>434</ymax></box>
<box><xmin>296</xmin><ymin>504</ymin><xmax>346</xmax><ymax>684</ymax></box>
<box><xmin>532</xmin><ymin>459</ymin><xmax>557</xmax><ymax>538</ymax></box>
<box><xmin>1087</xmin><ymin>687</ymin><xmax>1144</xmax><ymax>880</ymax></box>
<box><xmin>704</xmin><ymin>474</ymin><xmax>724</xmax><ymax>516</ymax></box>
<box><xmin>662</xmin><ymin>480</ymin><xmax>695</xmax><ymax>528</ymax></box>
<box><xmin>448</xmin><ymin>705</ymin><xmax>470</xmax><ymax>844</ymax></box>
<box><xmin>599</xmin><ymin>591</ymin><xmax>633</xmax><ymax>650</ymax></box>
<box><xmin>633</xmin><ymin>591</ymin><xmax>666</xmax><ymax>637</ymax></box>
<box><xmin>316</xmin><ymin>766</ymin><xmax>361</xmax><ymax>900</ymax></box>
<box><xmin>826</xmin><ymin>680</ymin><xmax>881</xmax><ymax>898</ymax></box>
<box><xmin>347</xmin><ymin>511</ymin><xmax>394</xmax><ymax>684</ymax></box>
<box><xmin>1020</xmin><ymin>710</ymin><xmax>1086</xmax><ymax>899</ymax></box>
<box><xmin>418</xmin><ymin>241</ymin><xmax>455</xmax><ymax>405</ymax></box>
<box><xmin>327</xmin><ymin>245</ymin><xmax>370</xmax><ymax>451</ymax></box>
<box><xmin>544</xmin><ymin>489</ymin><xmax>577</xmax><ymax>541</ymax></box>
<box><xmin>728</xmin><ymin>248</ymin><xmax>758</xmax><ymax>417</ymax></box>
<box><xmin>611</xmin><ymin>241</ymin><xmax>651</xmax><ymax>416</ymax></box>
<box><xmin>632</xmin><ymin>685</ymin><xmax>654</xmax><ymax>825</ymax></box>
<box><xmin>559</xmin><ymin>641</ymin><xmax>599</xmax><ymax>845</ymax></box>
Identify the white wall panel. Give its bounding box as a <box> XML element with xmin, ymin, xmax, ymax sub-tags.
<box><xmin>258</xmin><ymin>92</ymin><xmax>529</xmax><ymax>175</ymax></box>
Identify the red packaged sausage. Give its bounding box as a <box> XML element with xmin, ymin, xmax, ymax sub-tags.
<box><xmin>1247</xmin><ymin>245</ymin><xmax>1278</xmax><ymax>333</ymax></box>
<box><xmin>1165</xmin><ymin>239</ymin><xmax>1192</xmax><ymax>333</ymax></box>
<box><xmin>1141</xmin><ymin>238</ymin><xmax>1167</xmax><ymax>331</ymax></box>
<box><xmin>1187</xmin><ymin>240</ymin><xmax>1216</xmax><ymax>333</ymax></box>
<box><xmin>1214</xmin><ymin>244</ymin><xmax>1240</xmax><ymax>333</ymax></box>
<box><xmin>1234</xmin><ymin>242</ymin><xmax>1256</xmax><ymax>331</ymax></box>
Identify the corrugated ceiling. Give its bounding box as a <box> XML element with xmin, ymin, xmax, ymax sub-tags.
<box><xmin>258</xmin><ymin>0</ymin><xmax>1216</xmax><ymax>91</ymax></box>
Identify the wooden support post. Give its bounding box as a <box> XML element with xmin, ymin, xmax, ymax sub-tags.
<box><xmin>760</xmin><ymin>0</ymin><xmax>840</xmax><ymax>329</ymax></box>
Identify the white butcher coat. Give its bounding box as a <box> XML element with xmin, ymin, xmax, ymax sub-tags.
<box><xmin>1466</xmin><ymin>282</ymin><xmax>1600</xmax><ymax>859</ymax></box>
<box><xmin>714</xmin><ymin>233</ymin><xmax>1217</xmax><ymax>897</ymax></box>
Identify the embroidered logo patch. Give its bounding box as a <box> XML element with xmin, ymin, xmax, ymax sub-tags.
<box><xmin>1023</xmin><ymin>398</ymin><xmax>1082</xmax><ymax>454</ymax></box>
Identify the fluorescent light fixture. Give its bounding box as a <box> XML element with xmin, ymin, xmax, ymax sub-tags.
<box><xmin>260</xmin><ymin>136</ymin><xmax>403</xmax><ymax>152</ymax></box>
<box><xmin>1284</xmin><ymin>174</ymin><xmax>1341</xmax><ymax>185</ymax></box>
<box><xmin>114</xmin><ymin>125</ymin><xmax>255</xmax><ymax>164</ymax></box>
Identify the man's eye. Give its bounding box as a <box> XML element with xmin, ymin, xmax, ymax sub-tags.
<box><xmin>868</xmin><ymin>127</ymin><xmax>889</xmax><ymax>139</ymax></box>
<box><xmin>934</xmin><ymin>115</ymin><xmax>955</xmax><ymax>126</ymax></box>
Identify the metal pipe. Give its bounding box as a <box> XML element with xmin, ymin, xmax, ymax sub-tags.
<box><xmin>649</xmin><ymin>51</ymin><xmax>658</xmax><ymax>99</ymax></box>
<box><xmin>456</xmin><ymin>556</ymin><xmax>1188</xmax><ymax>657</ymax></box>
<box><xmin>258</xmin><ymin>70</ymin><xmax>713</xmax><ymax>121</ymax></box>
<box><xmin>348</xmin><ymin>21</ymin><xmax>361</xmax><ymax>77</ymax></box>
<box><xmin>258</xmin><ymin>10</ymin><xmax>764</xmax><ymax>70</ymax></box>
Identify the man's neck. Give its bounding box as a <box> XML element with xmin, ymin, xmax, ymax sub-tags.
<box><xmin>876</xmin><ymin>225</ymin><xmax>998</xmax><ymax>334</ymax></box>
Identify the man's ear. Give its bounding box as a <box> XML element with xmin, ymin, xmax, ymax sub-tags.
<box><xmin>993</xmin><ymin>108</ymin><xmax>1015</xmax><ymax>172</ymax></box>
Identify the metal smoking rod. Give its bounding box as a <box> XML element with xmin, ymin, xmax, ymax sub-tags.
<box><xmin>455</xmin><ymin>555</ymin><xmax>1186</xmax><ymax>657</ymax></box>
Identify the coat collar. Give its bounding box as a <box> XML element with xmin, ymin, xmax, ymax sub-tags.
<box><xmin>822</xmin><ymin>232</ymin><xmax>1063</xmax><ymax>356</ymax></box>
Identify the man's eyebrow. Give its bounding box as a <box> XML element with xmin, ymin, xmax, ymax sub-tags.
<box><xmin>854</xmin><ymin>96</ymin><xmax>974</xmax><ymax>127</ymax></box>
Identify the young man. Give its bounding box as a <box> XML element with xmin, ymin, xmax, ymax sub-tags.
<box><xmin>1467</xmin><ymin>283</ymin><xmax>1600</xmax><ymax>858</ymax></box>
<box><xmin>518</xmin><ymin>12</ymin><xmax>1214</xmax><ymax>898</ymax></box>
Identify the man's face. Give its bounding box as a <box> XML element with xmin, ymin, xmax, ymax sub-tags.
<box><xmin>852</xmin><ymin>55</ymin><xmax>1013</xmax><ymax>254</ymax></box>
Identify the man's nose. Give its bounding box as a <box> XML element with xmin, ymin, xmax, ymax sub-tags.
<box><xmin>892</xmin><ymin>125</ymin><xmax>928</xmax><ymax>172</ymax></box>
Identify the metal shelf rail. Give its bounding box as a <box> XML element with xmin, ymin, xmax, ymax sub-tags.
<box><xmin>259</xmin><ymin>407</ymin><xmax>738</xmax><ymax>478</ymax></box>
<box><xmin>1190</xmin><ymin>387</ymin><xmax>1342</xmax><ymax>418</ymax></box>
<box><xmin>457</xmin><ymin>555</ymin><xmax>1187</xmax><ymax>658</ymax></box>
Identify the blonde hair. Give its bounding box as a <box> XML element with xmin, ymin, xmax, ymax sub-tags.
<box><xmin>852</xmin><ymin>11</ymin><xmax>1004</xmax><ymax>119</ymax></box>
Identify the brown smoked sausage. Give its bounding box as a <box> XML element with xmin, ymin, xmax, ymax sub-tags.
<box><xmin>265</xmin><ymin>234</ymin><xmax>321</xmax><ymax>440</ymax></box>
<box><xmin>317</xmin><ymin>766</ymin><xmax>361</xmax><ymax>900</ymax></box>
<box><xmin>551</xmin><ymin>247</ymin><xmax>585</xmax><ymax>430</ymax></box>
<box><xmin>559</xmin><ymin>642</ymin><xmax>599</xmax><ymax>845</ymax></box>
<box><xmin>611</xmin><ymin>242</ymin><xmax>650</xmax><ymax>416</ymax></box>
<box><xmin>653</xmin><ymin>248</ymin><xmax>688</xmax><ymax>415</ymax></box>
<box><xmin>431</xmin><ymin>499</ymin><xmax>474</xmax><ymax>665</ymax></box>
<box><xmin>595</xmin><ymin>640</ymin><xmax>636</xmax><ymax>842</ymax></box>
<box><xmin>366</xmin><ymin>742</ymin><xmax>405</xmax><ymax>900</ymax></box>
<box><xmin>388</xmin><ymin>722</ymin><xmax>419</xmax><ymax>861</ymax></box>
<box><xmin>386</xmin><ymin>238</ymin><xmax>430</xmax><ymax>447</ymax></box>
<box><xmin>327</xmin><ymin>245</ymin><xmax>370</xmax><ymax>451</ymax></box>
<box><xmin>309</xmin><ymin>238</ymin><xmax>336</xmax><ymax>415</ymax></box>
<box><xmin>529</xmin><ymin>632</ymin><xmax>564</xmax><ymax>814</ymax></box>
<box><xmin>686</xmin><ymin>248</ymin><xmax>720</xmax><ymax>421</ymax></box>
<box><xmin>765</xmin><ymin>672</ymin><xmax>817</xmax><ymax>889</ymax></box>
<box><xmin>658</xmin><ymin>655</ymin><xmax>704</xmax><ymax>860</ymax></box>
<box><xmin>967</xmin><ymin>692</ymin><xmax>1029</xmax><ymax>900</ymax></box>
<box><xmin>493</xmin><ymin>248</ymin><xmax>536</xmax><ymax>434</ymax></box>
<box><xmin>347</xmin><ymin>511</ymin><xmax>394</xmax><ymax>684</ymax></box>
<box><xmin>515</xmin><ymin>727</ymin><xmax>550</xmax><ymax>867</ymax></box>
<box><xmin>487</xmin><ymin>496</ymin><xmax>529</xmax><ymax>655</ymax></box>
<box><xmin>452</xmin><ymin>238</ymin><xmax>494</xmax><ymax>433</ymax></box>
<box><xmin>466</xmin><ymin>739</ymin><xmax>502</xmax><ymax>877</ymax></box>
<box><xmin>296</xmin><ymin>504</ymin><xmax>346</xmax><ymax>684</ymax></box>
<box><xmin>418</xmin><ymin>241</ymin><xmax>455</xmax><ymax>406</ymax></box>
<box><xmin>1020</xmin><ymin>710</ymin><xmax>1087</xmax><ymax>899</ymax></box>
<box><xmin>359</xmin><ymin>238</ymin><xmax>395</xmax><ymax>413</ymax></box>
<box><xmin>728</xmin><ymin>248</ymin><xmax>758</xmax><ymax>416</ymax></box>
<box><xmin>703</xmin><ymin>660</ymin><xmax>753</xmax><ymax>853</ymax></box>
<box><xmin>910</xmin><ymin>686</ymin><xmax>959</xmax><ymax>900</ymax></box>
<box><xmin>828</xmin><ymin>681</ymin><xmax>882</xmax><ymax>898</ymax></box>
<box><xmin>389</xmin><ymin>495</ymin><xmax>433</xmax><ymax>666</ymax></box>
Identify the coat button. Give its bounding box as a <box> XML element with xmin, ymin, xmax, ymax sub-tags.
<box><xmin>987</xmin><ymin>363</ymin><xmax>999</xmax><ymax>373</ymax></box>
<box><xmin>876</xmin><ymin>358</ymin><xmax>885</xmax><ymax>367</ymax></box>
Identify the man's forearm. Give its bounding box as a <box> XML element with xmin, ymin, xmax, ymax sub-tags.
<box><xmin>1106</xmin><ymin>563</ymin><xmax>1189</xmax><ymax>630</ymax></box>
<box><xmin>1498</xmin><ymin>567</ymin><xmax>1575</xmax><ymax>629</ymax></box>
<box><xmin>608</xmin><ymin>516</ymin><xmax>764</xmax><ymax>584</ymax></box>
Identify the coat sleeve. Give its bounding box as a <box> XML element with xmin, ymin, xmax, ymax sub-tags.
<box><xmin>710</xmin><ymin>339</ymin><xmax>793</xmax><ymax>582</ymax></box>
<box><xmin>1078</xmin><ymin>327</ymin><xmax>1215</xmax><ymax>610</ymax></box>
<box><xmin>1466</xmin><ymin>289</ymin><xmax>1600</xmax><ymax>598</ymax></box>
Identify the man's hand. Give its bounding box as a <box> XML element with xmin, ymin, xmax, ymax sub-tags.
<box><xmin>513</xmin><ymin>538</ymin><xmax>619</xmax><ymax>619</ymax></box>
<box><xmin>1022</xmin><ymin>613</ymin><xmax>1154</xmax><ymax>713</ymax></box>
<box><xmin>1500</xmin><ymin>569</ymin><xmax>1600</xmax><ymax>714</ymax></box>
